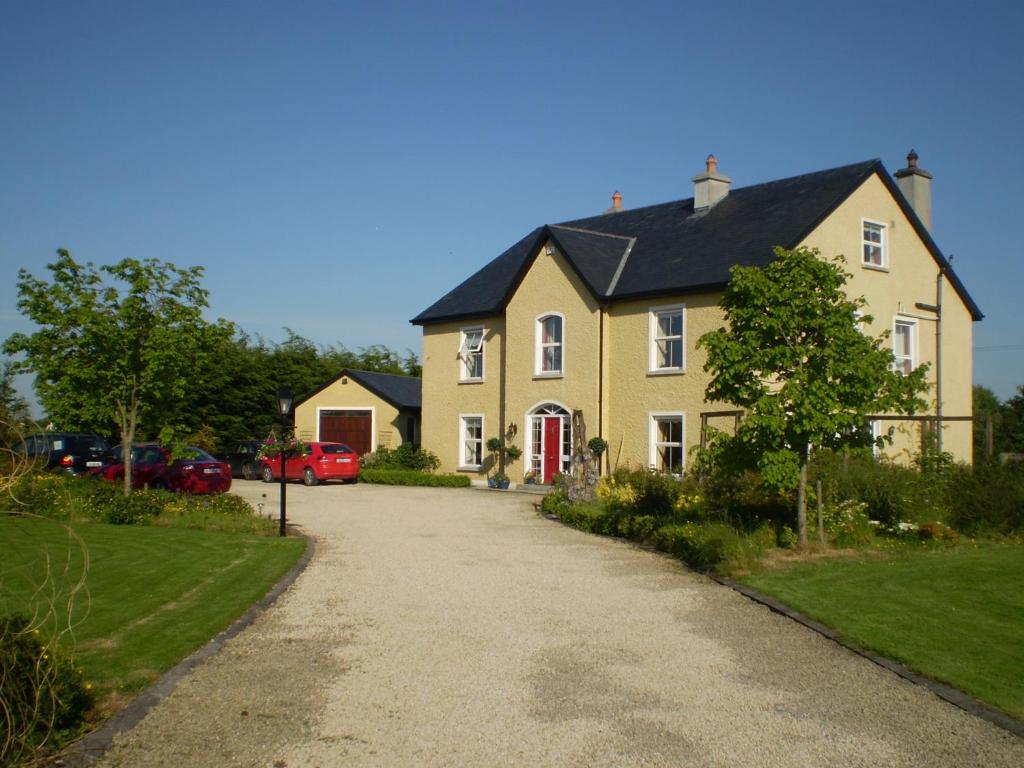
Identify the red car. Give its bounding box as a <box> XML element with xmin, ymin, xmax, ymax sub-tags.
<box><xmin>104</xmin><ymin>443</ymin><xmax>232</xmax><ymax>494</ymax></box>
<box><xmin>259</xmin><ymin>441</ymin><xmax>359</xmax><ymax>486</ymax></box>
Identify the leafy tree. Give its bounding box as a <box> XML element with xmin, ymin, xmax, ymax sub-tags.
<box><xmin>4</xmin><ymin>250</ymin><xmax>230</xmax><ymax>494</ymax></box>
<box><xmin>972</xmin><ymin>385</ymin><xmax>1001</xmax><ymax>461</ymax></box>
<box><xmin>698</xmin><ymin>246</ymin><xmax>929</xmax><ymax>547</ymax></box>
<box><xmin>1</xmin><ymin>359</ymin><xmax>32</xmax><ymax>449</ymax></box>
<box><xmin>1002</xmin><ymin>385</ymin><xmax>1024</xmax><ymax>454</ymax></box>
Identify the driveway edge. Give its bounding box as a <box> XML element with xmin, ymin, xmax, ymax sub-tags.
<box><xmin>711</xmin><ymin>575</ymin><xmax>1024</xmax><ymax>739</ymax></box>
<box><xmin>55</xmin><ymin>531</ymin><xmax>317</xmax><ymax>767</ymax></box>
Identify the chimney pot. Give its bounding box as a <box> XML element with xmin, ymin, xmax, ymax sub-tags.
<box><xmin>706</xmin><ymin>154</ymin><xmax>717</xmax><ymax>174</ymax></box>
<box><xmin>604</xmin><ymin>190</ymin><xmax>624</xmax><ymax>214</ymax></box>
<box><xmin>907</xmin><ymin>149</ymin><xmax>918</xmax><ymax>168</ymax></box>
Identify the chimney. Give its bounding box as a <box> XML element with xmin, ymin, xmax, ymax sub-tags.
<box><xmin>693</xmin><ymin>154</ymin><xmax>730</xmax><ymax>211</ymax></box>
<box><xmin>894</xmin><ymin>149</ymin><xmax>933</xmax><ymax>230</ymax></box>
<box><xmin>604</xmin><ymin>190</ymin><xmax>623</xmax><ymax>214</ymax></box>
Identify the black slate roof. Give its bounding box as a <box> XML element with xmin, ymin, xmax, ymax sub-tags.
<box><xmin>411</xmin><ymin>159</ymin><xmax>982</xmax><ymax>324</ymax></box>
<box><xmin>294</xmin><ymin>369</ymin><xmax>421</xmax><ymax>411</ymax></box>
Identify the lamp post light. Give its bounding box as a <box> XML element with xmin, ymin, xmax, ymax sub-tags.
<box><xmin>277</xmin><ymin>385</ymin><xmax>292</xmax><ymax>538</ymax></box>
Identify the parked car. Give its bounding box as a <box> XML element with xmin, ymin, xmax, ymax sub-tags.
<box><xmin>260</xmin><ymin>441</ymin><xmax>359</xmax><ymax>486</ymax></box>
<box><xmin>16</xmin><ymin>432</ymin><xmax>113</xmax><ymax>476</ymax></box>
<box><xmin>103</xmin><ymin>443</ymin><xmax>232</xmax><ymax>494</ymax></box>
<box><xmin>220</xmin><ymin>440</ymin><xmax>264</xmax><ymax>480</ymax></box>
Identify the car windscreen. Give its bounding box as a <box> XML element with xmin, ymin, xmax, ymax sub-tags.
<box><xmin>180</xmin><ymin>448</ymin><xmax>217</xmax><ymax>462</ymax></box>
<box><xmin>319</xmin><ymin>444</ymin><xmax>353</xmax><ymax>454</ymax></box>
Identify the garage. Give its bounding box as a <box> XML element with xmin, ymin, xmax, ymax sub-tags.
<box><xmin>319</xmin><ymin>409</ymin><xmax>373</xmax><ymax>456</ymax></box>
<box><xmin>293</xmin><ymin>368</ymin><xmax>421</xmax><ymax>457</ymax></box>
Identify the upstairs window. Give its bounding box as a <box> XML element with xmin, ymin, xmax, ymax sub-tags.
<box><xmin>863</xmin><ymin>220</ymin><xmax>887</xmax><ymax>268</ymax></box>
<box><xmin>536</xmin><ymin>314</ymin><xmax>564</xmax><ymax>375</ymax></box>
<box><xmin>459</xmin><ymin>327</ymin><xmax>483</xmax><ymax>381</ymax></box>
<box><xmin>893</xmin><ymin>318</ymin><xmax>916</xmax><ymax>375</ymax></box>
<box><xmin>649</xmin><ymin>305</ymin><xmax>685</xmax><ymax>372</ymax></box>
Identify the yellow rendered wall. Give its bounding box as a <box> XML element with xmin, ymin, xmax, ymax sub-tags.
<box><xmin>801</xmin><ymin>172</ymin><xmax>974</xmax><ymax>463</ymax></box>
<box><xmin>604</xmin><ymin>293</ymin><xmax>731</xmax><ymax>473</ymax></box>
<box><xmin>502</xmin><ymin>242</ymin><xmax>601</xmax><ymax>481</ymax></box>
<box><xmin>420</xmin><ymin>318</ymin><xmax>504</xmax><ymax>477</ymax></box>
<box><xmin>293</xmin><ymin>380</ymin><xmax>404</xmax><ymax>452</ymax></box>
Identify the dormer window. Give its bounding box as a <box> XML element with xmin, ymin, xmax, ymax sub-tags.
<box><xmin>862</xmin><ymin>220</ymin><xmax>887</xmax><ymax>268</ymax></box>
<box><xmin>459</xmin><ymin>327</ymin><xmax>483</xmax><ymax>381</ymax></box>
<box><xmin>535</xmin><ymin>313</ymin><xmax>564</xmax><ymax>376</ymax></box>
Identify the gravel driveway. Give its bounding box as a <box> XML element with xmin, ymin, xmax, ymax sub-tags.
<box><xmin>96</xmin><ymin>482</ymin><xmax>1023</xmax><ymax>767</ymax></box>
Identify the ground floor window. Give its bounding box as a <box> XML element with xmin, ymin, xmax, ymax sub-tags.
<box><xmin>650</xmin><ymin>412</ymin><xmax>685</xmax><ymax>473</ymax></box>
<box><xmin>460</xmin><ymin>415</ymin><xmax>483</xmax><ymax>468</ymax></box>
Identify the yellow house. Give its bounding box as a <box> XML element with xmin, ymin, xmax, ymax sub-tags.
<box><xmin>412</xmin><ymin>153</ymin><xmax>982</xmax><ymax>484</ymax></box>
<box><xmin>292</xmin><ymin>369</ymin><xmax>421</xmax><ymax>457</ymax></box>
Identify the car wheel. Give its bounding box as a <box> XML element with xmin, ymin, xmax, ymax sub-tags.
<box><xmin>242</xmin><ymin>462</ymin><xmax>256</xmax><ymax>481</ymax></box>
<box><xmin>261</xmin><ymin>465</ymin><xmax>274</xmax><ymax>483</ymax></box>
<box><xmin>303</xmin><ymin>467</ymin><xmax>318</xmax><ymax>486</ymax></box>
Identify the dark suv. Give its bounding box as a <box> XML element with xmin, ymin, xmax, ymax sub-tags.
<box><xmin>18</xmin><ymin>432</ymin><xmax>114</xmax><ymax>476</ymax></box>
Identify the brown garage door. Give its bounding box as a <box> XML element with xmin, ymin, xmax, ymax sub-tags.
<box><xmin>319</xmin><ymin>410</ymin><xmax>372</xmax><ymax>456</ymax></box>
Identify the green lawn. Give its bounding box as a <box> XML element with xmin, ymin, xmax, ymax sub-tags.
<box><xmin>742</xmin><ymin>544</ymin><xmax>1024</xmax><ymax>720</ymax></box>
<box><xmin>0</xmin><ymin>515</ymin><xmax>306</xmax><ymax>698</ymax></box>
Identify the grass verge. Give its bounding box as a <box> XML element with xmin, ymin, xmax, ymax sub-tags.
<box><xmin>741</xmin><ymin>543</ymin><xmax>1024</xmax><ymax>720</ymax></box>
<box><xmin>0</xmin><ymin>515</ymin><xmax>306</xmax><ymax>708</ymax></box>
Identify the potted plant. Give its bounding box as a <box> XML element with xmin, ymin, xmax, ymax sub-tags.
<box><xmin>488</xmin><ymin>471</ymin><xmax>510</xmax><ymax>489</ymax></box>
<box><xmin>523</xmin><ymin>469</ymin><xmax>539</xmax><ymax>485</ymax></box>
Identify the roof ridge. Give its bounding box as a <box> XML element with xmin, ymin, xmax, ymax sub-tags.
<box><xmin>559</xmin><ymin>158</ymin><xmax>881</xmax><ymax>225</ymax></box>
<box><xmin>345</xmin><ymin>368</ymin><xmax>418</xmax><ymax>380</ymax></box>
<box><xmin>547</xmin><ymin>224</ymin><xmax>634</xmax><ymax>241</ymax></box>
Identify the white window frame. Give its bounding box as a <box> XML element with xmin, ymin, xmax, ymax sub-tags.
<box><xmin>862</xmin><ymin>219</ymin><xmax>887</xmax><ymax>270</ymax></box>
<box><xmin>649</xmin><ymin>411</ymin><xmax>686</xmax><ymax>474</ymax></box>
<box><xmin>458</xmin><ymin>414</ymin><xmax>484</xmax><ymax>470</ymax></box>
<box><xmin>892</xmin><ymin>317</ymin><xmax>917</xmax><ymax>375</ymax></box>
<box><xmin>458</xmin><ymin>326</ymin><xmax>484</xmax><ymax>382</ymax></box>
<box><xmin>534</xmin><ymin>312</ymin><xmax>565</xmax><ymax>377</ymax></box>
<box><xmin>648</xmin><ymin>303</ymin><xmax>686</xmax><ymax>373</ymax></box>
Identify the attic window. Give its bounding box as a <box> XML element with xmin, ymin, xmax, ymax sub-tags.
<box><xmin>459</xmin><ymin>327</ymin><xmax>483</xmax><ymax>381</ymax></box>
<box><xmin>862</xmin><ymin>220</ymin><xmax>887</xmax><ymax>269</ymax></box>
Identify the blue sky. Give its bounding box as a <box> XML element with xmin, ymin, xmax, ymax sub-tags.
<box><xmin>2</xmin><ymin>0</ymin><xmax>1023</xmax><ymax>411</ymax></box>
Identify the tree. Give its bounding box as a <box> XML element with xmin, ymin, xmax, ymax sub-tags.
<box><xmin>972</xmin><ymin>385</ymin><xmax>1001</xmax><ymax>460</ymax></box>
<box><xmin>1</xmin><ymin>359</ymin><xmax>32</xmax><ymax>449</ymax></box>
<box><xmin>698</xmin><ymin>246</ymin><xmax>929</xmax><ymax>547</ymax></box>
<box><xmin>3</xmin><ymin>250</ymin><xmax>229</xmax><ymax>495</ymax></box>
<box><xmin>1002</xmin><ymin>385</ymin><xmax>1024</xmax><ymax>454</ymax></box>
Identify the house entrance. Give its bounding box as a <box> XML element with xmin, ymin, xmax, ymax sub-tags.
<box><xmin>528</xmin><ymin>403</ymin><xmax>570</xmax><ymax>484</ymax></box>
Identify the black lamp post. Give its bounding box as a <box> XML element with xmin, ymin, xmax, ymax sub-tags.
<box><xmin>277</xmin><ymin>385</ymin><xmax>292</xmax><ymax>538</ymax></box>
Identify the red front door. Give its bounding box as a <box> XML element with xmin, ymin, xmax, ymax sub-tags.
<box><xmin>543</xmin><ymin>417</ymin><xmax>561</xmax><ymax>484</ymax></box>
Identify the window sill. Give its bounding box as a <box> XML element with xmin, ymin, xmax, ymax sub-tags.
<box><xmin>647</xmin><ymin>368</ymin><xmax>685</xmax><ymax>377</ymax></box>
<box><xmin>458</xmin><ymin>378</ymin><xmax>484</xmax><ymax>385</ymax></box>
<box><xmin>457</xmin><ymin>465</ymin><xmax>482</xmax><ymax>472</ymax></box>
<box><xmin>862</xmin><ymin>263</ymin><xmax>889</xmax><ymax>273</ymax></box>
<box><xmin>533</xmin><ymin>372</ymin><xmax>564</xmax><ymax>380</ymax></box>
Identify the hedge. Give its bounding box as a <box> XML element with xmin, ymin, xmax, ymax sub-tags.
<box><xmin>358</xmin><ymin>469</ymin><xmax>471</xmax><ymax>488</ymax></box>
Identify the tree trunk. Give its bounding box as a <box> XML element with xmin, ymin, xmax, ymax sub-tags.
<box><xmin>116</xmin><ymin>391</ymin><xmax>139</xmax><ymax>497</ymax></box>
<box><xmin>816</xmin><ymin>478</ymin><xmax>826</xmax><ymax>547</ymax></box>
<box><xmin>796</xmin><ymin>448</ymin><xmax>809</xmax><ymax>549</ymax></box>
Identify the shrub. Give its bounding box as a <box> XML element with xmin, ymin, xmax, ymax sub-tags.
<box><xmin>359</xmin><ymin>444</ymin><xmax>440</xmax><ymax>472</ymax></box>
<box><xmin>946</xmin><ymin>462</ymin><xmax>1024</xmax><ymax>535</ymax></box>
<box><xmin>651</xmin><ymin>521</ymin><xmax>750</xmax><ymax>571</ymax></box>
<box><xmin>811</xmin><ymin>451</ymin><xmax>948</xmax><ymax>527</ymax></box>
<box><xmin>702</xmin><ymin>469</ymin><xmax>792</xmax><ymax>531</ymax></box>
<box><xmin>358</xmin><ymin>469</ymin><xmax>470</xmax><ymax>487</ymax></box>
<box><xmin>604</xmin><ymin>467</ymin><xmax>688</xmax><ymax>517</ymax></box>
<box><xmin>0</xmin><ymin>615</ymin><xmax>94</xmax><ymax>765</ymax></box>
<box><xmin>821</xmin><ymin>499</ymin><xmax>875</xmax><ymax>547</ymax></box>
<box><xmin>9</xmin><ymin>472</ymin><xmax>277</xmax><ymax>533</ymax></box>
<box><xmin>557</xmin><ymin>500</ymin><xmax>615</xmax><ymax>534</ymax></box>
